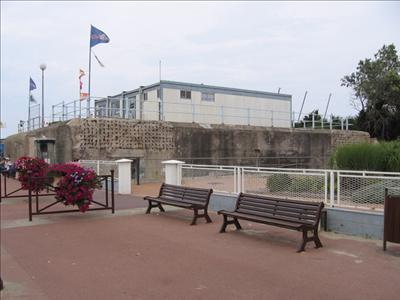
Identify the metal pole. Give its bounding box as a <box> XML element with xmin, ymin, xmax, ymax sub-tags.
<box><xmin>297</xmin><ymin>91</ymin><xmax>308</xmax><ymax>122</ymax></box>
<box><xmin>28</xmin><ymin>89</ymin><xmax>31</xmax><ymax>131</ymax></box>
<box><xmin>323</xmin><ymin>93</ymin><xmax>332</xmax><ymax>120</ymax></box>
<box><xmin>87</xmin><ymin>28</ymin><xmax>92</xmax><ymax>117</ymax></box>
<box><xmin>41</xmin><ymin>69</ymin><xmax>44</xmax><ymax>127</ymax></box>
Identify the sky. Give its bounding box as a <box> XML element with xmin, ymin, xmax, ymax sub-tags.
<box><xmin>1</xmin><ymin>1</ymin><xmax>399</xmax><ymax>138</ymax></box>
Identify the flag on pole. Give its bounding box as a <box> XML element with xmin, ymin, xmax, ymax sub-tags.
<box><xmin>29</xmin><ymin>77</ymin><xmax>37</xmax><ymax>91</ymax></box>
<box><xmin>80</xmin><ymin>92</ymin><xmax>89</xmax><ymax>101</ymax></box>
<box><xmin>79</xmin><ymin>68</ymin><xmax>85</xmax><ymax>79</ymax></box>
<box><xmin>79</xmin><ymin>68</ymin><xmax>86</xmax><ymax>90</ymax></box>
<box><xmin>30</xmin><ymin>94</ymin><xmax>36</xmax><ymax>103</ymax></box>
<box><xmin>92</xmin><ymin>51</ymin><xmax>105</xmax><ymax>67</ymax></box>
<box><xmin>90</xmin><ymin>25</ymin><xmax>110</xmax><ymax>48</ymax></box>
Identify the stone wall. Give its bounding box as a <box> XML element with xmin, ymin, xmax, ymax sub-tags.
<box><xmin>5</xmin><ymin>119</ymin><xmax>372</xmax><ymax>182</ymax></box>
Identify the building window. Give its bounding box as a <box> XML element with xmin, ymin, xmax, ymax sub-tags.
<box><xmin>143</xmin><ymin>93</ymin><xmax>148</xmax><ymax>101</ymax></box>
<box><xmin>180</xmin><ymin>90</ymin><xmax>191</xmax><ymax>99</ymax></box>
<box><xmin>201</xmin><ymin>92</ymin><xmax>215</xmax><ymax>102</ymax></box>
<box><xmin>157</xmin><ymin>89</ymin><xmax>160</xmax><ymax>99</ymax></box>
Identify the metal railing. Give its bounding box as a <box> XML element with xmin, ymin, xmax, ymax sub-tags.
<box><xmin>181</xmin><ymin>163</ymin><xmax>400</xmax><ymax>211</ymax></box>
<box><xmin>78</xmin><ymin>160</ymin><xmax>119</xmax><ymax>180</ymax></box>
<box><xmin>37</xmin><ymin>98</ymin><xmax>351</xmax><ymax>131</ymax></box>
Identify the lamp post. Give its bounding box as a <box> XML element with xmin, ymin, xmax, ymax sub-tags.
<box><xmin>40</xmin><ymin>63</ymin><xmax>47</xmax><ymax>127</ymax></box>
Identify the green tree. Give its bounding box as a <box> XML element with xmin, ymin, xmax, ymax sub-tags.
<box><xmin>341</xmin><ymin>44</ymin><xmax>400</xmax><ymax>140</ymax></box>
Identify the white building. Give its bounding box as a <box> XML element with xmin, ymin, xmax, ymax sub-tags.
<box><xmin>94</xmin><ymin>80</ymin><xmax>292</xmax><ymax>128</ymax></box>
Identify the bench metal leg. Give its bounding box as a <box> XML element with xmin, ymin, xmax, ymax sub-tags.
<box><xmin>146</xmin><ymin>200</ymin><xmax>153</xmax><ymax>214</ymax></box>
<box><xmin>219</xmin><ymin>216</ymin><xmax>241</xmax><ymax>233</ymax></box>
<box><xmin>204</xmin><ymin>209</ymin><xmax>212</xmax><ymax>223</ymax></box>
<box><xmin>146</xmin><ymin>201</ymin><xmax>165</xmax><ymax>214</ymax></box>
<box><xmin>297</xmin><ymin>230</ymin><xmax>308</xmax><ymax>253</ymax></box>
<box><xmin>219</xmin><ymin>215</ymin><xmax>228</xmax><ymax>233</ymax></box>
<box><xmin>234</xmin><ymin>218</ymin><xmax>242</xmax><ymax>230</ymax></box>
<box><xmin>191</xmin><ymin>208</ymin><xmax>199</xmax><ymax>226</ymax></box>
<box><xmin>313</xmin><ymin>228</ymin><xmax>323</xmax><ymax>248</ymax></box>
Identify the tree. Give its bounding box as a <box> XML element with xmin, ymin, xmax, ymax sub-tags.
<box><xmin>341</xmin><ymin>44</ymin><xmax>400</xmax><ymax>140</ymax></box>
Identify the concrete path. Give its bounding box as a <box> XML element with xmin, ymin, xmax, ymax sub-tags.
<box><xmin>1</xmin><ymin>178</ymin><xmax>400</xmax><ymax>299</ymax></box>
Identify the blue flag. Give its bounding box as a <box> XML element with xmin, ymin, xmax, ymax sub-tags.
<box><xmin>90</xmin><ymin>25</ymin><xmax>110</xmax><ymax>48</ymax></box>
<box><xmin>29</xmin><ymin>77</ymin><xmax>36</xmax><ymax>91</ymax></box>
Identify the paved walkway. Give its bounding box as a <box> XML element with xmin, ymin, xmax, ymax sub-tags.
<box><xmin>1</xmin><ymin>178</ymin><xmax>400</xmax><ymax>299</ymax></box>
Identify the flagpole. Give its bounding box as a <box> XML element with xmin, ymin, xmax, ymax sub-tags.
<box><xmin>87</xmin><ymin>27</ymin><xmax>92</xmax><ymax>118</ymax></box>
<box><xmin>28</xmin><ymin>87</ymin><xmax>31</xmax><ymax>131</ymax></box>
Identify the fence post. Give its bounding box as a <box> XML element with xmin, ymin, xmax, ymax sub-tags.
<box><xmin>324</xmin><ymin>171</ymin><xmax>328</xmax><ymax>204</ymax></box>
<box><xmin>221</xmin><ymin>106</ymin><xmax>224</xmax><ymax>124</ymax></box>
<box><xmin>62</xmin><ymin>101</ymin><xmax>65</xmax><ymax>121</ymax></box>
<box><xmin>192</xmin><ymin>103</ymin><xmax>195</xmax><ymax>123</ymax></box>
<box><xmin>271</xmin><ymin>111</ymin><xmax>274</xmax><ymax>127</ymax></box>
<box><xmin>330</xmin><ymin>170</ymin><xmax>335</xmax><ymax>207</ymax></box>
<box><xmin>312</xmin><ymin>113</ymin><xmax>315</xmax><ymax>129</ymax></box>
<box><xmin>341</xmin><ymin>118</ymin><xmax>344</xmax><ymax>130</ymax></box>
<box><xmin>52</xmin><ymin>105</ymin><xmax>55</xmax><ymax>123</ymax></box>
<box><xmin>330</xmin><ymin>116</ymin><xmax>333</xmax><ymax>130</ymax></box>
<box><xmin>74</xmin><ymin>100</ymin><xmax>77</xmax><ymax>118</ymax></box>
<box><xmin>97</xmin><ymin>161</ymin><xmax>100</xmax><ymax>175</ymax></box>
<box><xmin>247</xmin><ymin>108</ymin><xmax>250</xmax><ymax>126</ymax></box>
<box><xmin>346</xmin><ymin>118</ymin><xmax>349</xmax><ymax>130</ymax></box>
<box><xmin>116</xmin><ymin>159</ymin><xmax>133</xmax><ymax>194</ymax></box>
<box><xmin>234</xmin><ymin>167</ymin><xmax>237</xmax><ymax>193</ymax></box>
<box><xmin>162</xmin><ymin>160</ymin><xmax>185</xmax><ymax>185</ymax></box>
<box><xmin>337</xmin><ymin>172</ymin><xmax>341</xmax><ymax>206</ymax></box>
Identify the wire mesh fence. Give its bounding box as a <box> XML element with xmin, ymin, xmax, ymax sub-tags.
<box><xmin>181</xmin><ymin>165</ymin><xmax>237</xmax><ymax>193</ymax></box>
<box><xmin>242</xmin><ymin>168</ymin><xmax>327</xmax><ymax>202</ymax></box>
<box><xmin>338</xmin><ymin>171</ymin><xmax>400</xmax><ymax>210</ymax></box>
<box><xmin>180</xmin><ymin>164</ymin><xmax>400</xmax><ymax>211</ymax></box>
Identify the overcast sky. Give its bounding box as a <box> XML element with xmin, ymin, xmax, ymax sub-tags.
<box><xmin>1</xmin><ymin>1</ymin><xmax>399</xmax><ymax>137</ymax></box>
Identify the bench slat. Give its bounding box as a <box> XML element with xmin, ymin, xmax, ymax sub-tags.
<box><xmin>220</xmin><ymin>211</ymin><xmax>304</xmax><ymax>230</ymax></box>
<box><xmin>236</xmin><ymin>208</ymin><xmax>315</xmax><ymax>225</ymax></box>
<box><xmin>240</xmin><ymin>196</ymin><xmax>320</xmax><ymax>211</ymax></box>
<box><xmin>237</xmin><ymin>204</ymin><xmax>317</xmax><ymax>221</ymax></box>
<box><xmin>241</xmin><ymin>193</ymin><xmax>321</xmax><ymax>207</ymax></box>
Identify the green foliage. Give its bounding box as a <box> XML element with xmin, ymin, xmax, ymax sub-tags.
<box><xmin>266</xmin><ymin>174</ymin><xmax>324</xmax><ymax>193</ymax></box>
<box><xmin>341</xmin><ymin>44</ymin><xmax>400</xmax><ymax>140</ymax></box>
<box><xmin>294</xmin><ymin>110</ymin><xmax>354</xmax><ymax>130</ymax></box>
<box><xmin>330</xmin><ymin>141</ymin><xmax>400</xmax><ymax>172</ymax></box>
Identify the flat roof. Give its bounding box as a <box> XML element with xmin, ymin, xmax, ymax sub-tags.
<box><xmin>105</xmin><ymin>80</ymin><xmax>292</xmax><ymax>102</ymax></box>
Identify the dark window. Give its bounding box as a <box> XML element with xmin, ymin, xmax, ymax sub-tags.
<box><xmin>157</xmin><ymin>89</ymin><xmax>160</xmax><ymax>99</ymax></box>
<box><xmin>180</xmin><ymin>90</ymin><xmax>191</xmax><ymax>99</ymax></box>
<box><xmin>143</xmin><ymin>93</ymin><xmax>148</xmax><ymax>101</ymax></box>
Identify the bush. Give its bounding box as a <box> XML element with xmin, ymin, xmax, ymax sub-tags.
<box><xmin>330</xmin><ymin>141</ymin><xmax>400</xmax><ymax>172</ymax></box>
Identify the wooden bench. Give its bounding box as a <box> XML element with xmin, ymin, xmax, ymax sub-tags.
<box><xmin>144</xmin><ymin>183</ymin><xmax>213</xmax><ymax>225</ymax></box>
<box><xmin>218</xmin><ymin>193</ymin><xmax>324</xmax><ymax>252</ymax></box>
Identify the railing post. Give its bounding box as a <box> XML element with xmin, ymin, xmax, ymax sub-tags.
<box><xmin>345</xmin><ymin>118</ymin><xmax>349</xmax><ymax>130</ymax></box>
<box><xmin>341</xmin><ymin>118</ymin><xmax>344</xmax><ymax>130</ymax></box>
<box><xmin>162</xmin><ymin>160</ymin><xmax>185</xmax><ymax>185</ymax></box>
<box><xmin>330</xmin><ymin>170</ymin><xmax>335</xmax><ymax>207</ymax></box>
<box><xmin>74</xmin><ymin>99</ymin><xmax>77</xmax><ymax>118</ymax></box>
<box><xmin>52</xmin><ymin>105</ymin><xmax>55</xmax><ymax>123</ymax></box>
<box><xmin>330</xmin><ymin>116</ymin><xmax>333</xmax><ymax>130</ymax></box>
<box><xmin>234</xmin><ymin>167</ymin><xmax>237</xmax><ymax>194</ymax></box>
<box><xmin>337</xmin><ymin>172</ymin><xmax>341</xmax><ymax>206</ymax></box>
<box><xmin>116</xmin><ymin>159</ymin><xmax>133</xmax><ymax>194</ymax></box>
<box><xmin>192</xmin><ymin>103</ymin><xmax>195</xmax><ymax>123</ymax></box>
<box><xmin>247</xmin><ymin>108</ymin><xmax>250</xmax><ymax>126</ymax></box>
<box><xmin>62</xmin><ymin>101</ymin><xmax>65</xmax><ymax>121</ymax></box>
<box><xmin>221</xmin><ymin>106</ymin><xmax>224</xmax><ymax>124</ymax></box>
<box><xmin>111</xmin><ymin>170</ymin><xmax>115</xmax><ymax>213</ymax></box>
<box><xmin>97</xmin><ymin>161</ymin><xmax>100</xmax><ymax>175</ymax></box>
<box><xmin>312</xmin><ymin>113</ymin><xmax>315</xmax><ymax>129</ymax></box>
<box><xmin>324</xmin><ymin>171</ymin><xmax>328</xmax><ymax>204</ymax></box>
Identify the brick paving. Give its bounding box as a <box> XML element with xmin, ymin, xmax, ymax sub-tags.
<box><xmin>1</xmin><ymin>177</ymin><xmax>400</xmax><ymax>299</ymax></box>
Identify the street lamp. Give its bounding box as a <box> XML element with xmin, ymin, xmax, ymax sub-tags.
<box><xmin>40</xmin><ymin>63</ymin><xmax>47</xmax><ymax>127</ymax></box>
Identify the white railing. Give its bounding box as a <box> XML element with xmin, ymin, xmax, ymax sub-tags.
<box><xmin>45</xmin><ymin>98</ymin><xmax>351</xmax><ymax>130</ymax></box>
<box><xmin>180</xmin><ymin>163</ymin><xmax>400</xmax><ymax>211</ymax></box>
<box><xmin>78</xmin><ymin>160</ymin><xmax>119</xmax><ymax>180</ymax></box>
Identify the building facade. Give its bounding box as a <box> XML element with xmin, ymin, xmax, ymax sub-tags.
<box><xmin>95</xmin><ymin>80</ymin><xmax>292</xmax><ymax>128</ymax></box>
